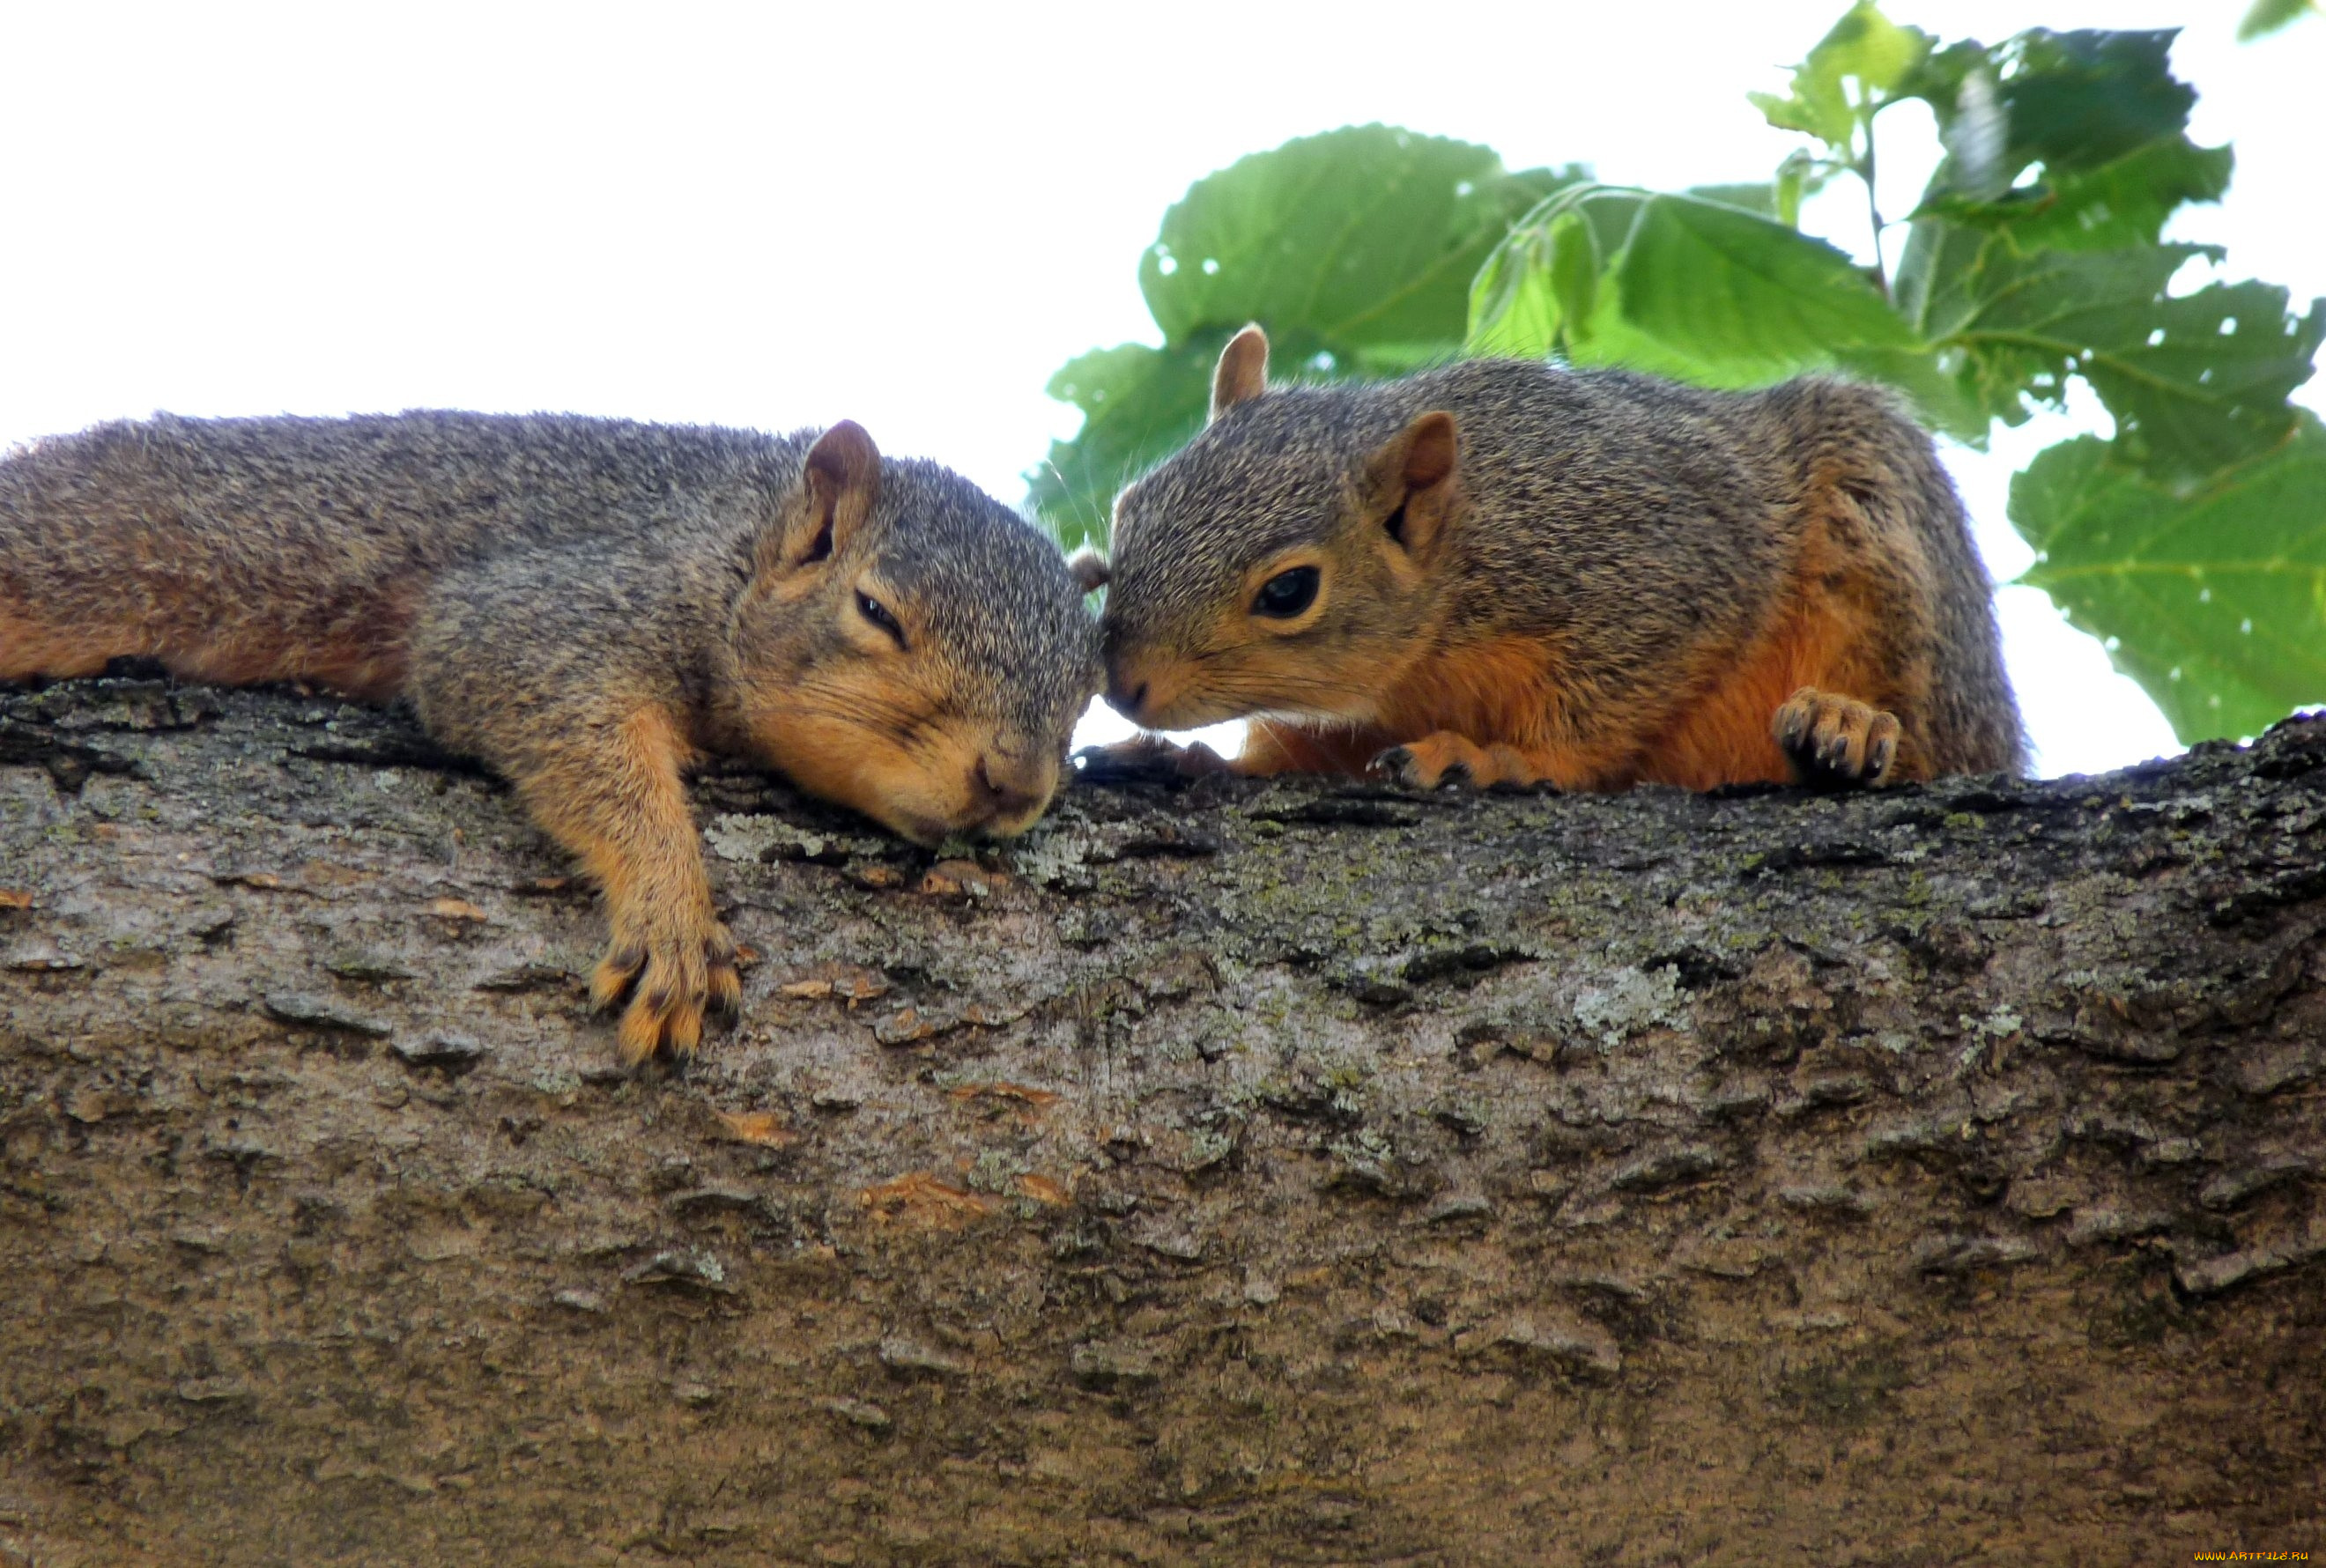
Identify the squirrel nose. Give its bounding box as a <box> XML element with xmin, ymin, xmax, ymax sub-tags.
<box><xmin>974</xmin><ymin>752</ymin><xmax>1049</xmax><ymax>823</ymax></box>
<box><xmin>1105</xmin><ymin>676</ymin><xmax>1150</xmax><ymax>721</ymax></box>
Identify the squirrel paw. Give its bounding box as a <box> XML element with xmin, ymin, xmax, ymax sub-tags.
<box><xmin>1373</xmin><ymin>732</ymin><xmax>1530</xmax><ymax>790</ymax></box>
<box><xmin>589</xmin><ymin>912</ymin><xmax>742</xmax><ymax>1065</ymax></box>
<box><xmin>1774</xmin><ymin>687</ymin><xmax>1901</xmax><ymax>788</ymax></box>
<box><xmin>1074</xmin><ymin>735</ymin><xmax>1235</xmax><ymax>783</ymax></box>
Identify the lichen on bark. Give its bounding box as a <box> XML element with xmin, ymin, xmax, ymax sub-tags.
<box><xmin>2</xmin><ymin>678</ymin><xmax>2322</xmax><ymax>1564</ymax></box>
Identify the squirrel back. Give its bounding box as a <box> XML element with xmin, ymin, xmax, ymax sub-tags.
<box><xmin>3</xmin><ymin>410</ymin><xmax>1098</xmax><ymax>1061</ymax></box>
<box><xmin>2</xmin><ymin>411</ymin><xmax>796</xmax><ymax>692</ymax></box>
<box><xmin>1</xmin><ymin>411</ymin><xmax>1097</xmax><ymax>810</ymax></box>
<box><xmin>1092</xmin><ymin>326</ymin><xmax>2023</xmax><ymax>790</ymax></box>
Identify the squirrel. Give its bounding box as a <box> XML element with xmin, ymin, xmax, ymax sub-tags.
<box><xmin>1</xmin><ymin>411</ymin><xmax>1099</xmax><ymax>1062</ymax></box>
<box><xmin>1077</xmin><ymin>324</ymin><xmax>2025</xmax><ymax>791</ymax></box>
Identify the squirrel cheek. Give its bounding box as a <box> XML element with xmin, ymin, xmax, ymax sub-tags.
<box><xmin>866</xmin><ymin>733</ymin><xmax>997</xmax><ymax>842</ymax></box>
<box><xmin>766</xmin><ymin>724</ymin><xmax>952</xmax><ymax>847</ymax></box>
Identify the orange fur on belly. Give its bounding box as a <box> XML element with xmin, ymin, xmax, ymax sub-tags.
<box><xmin>1242</xmin><ymin>634</ymin><xmax>1637</xmax><ymax>790</ymax></box>
<box><xmin>1240</xmin><ymin>529</ymin><xmax>1915</xmax><ymax>793</ymax></box>
<box><xmin>1641</xmin><ymin>506</ymin><xmax>1925</xmax><ymax>788</ymax></box>
<box><xmin>0</xmin><ymin>607</ymin><xmax>116</xmax><ymax>680</ymax></box>
<box><xmin>1640</xmin><ymin>594</ymin><xmax>1881</xmax><ymax>789</ymax></box>
<box><xmin>165</xmin><ymin>621</ymin><xmax>412</xmax><ymax>702</ymax></box>
<box><xmin>1</xmin><ymin>582</ymin><xmax>419</xmax><ymax>702</ymax></box>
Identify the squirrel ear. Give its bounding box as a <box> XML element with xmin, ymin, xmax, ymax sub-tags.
<box><xmin>1209</xmin><ymin>325</ymin><xmax>1270</xmax><ymax>422</ymax></box>
<box><xmin>1399</xmin><ymin>411</ymin><xmax>1459</xmax><ymax>491</ymax></box>
<box><xmin>1367</xmin><ymin>410</ymin><xmax>1462</xmax><ymax>558</ymax></box>
<box><xmin>774</xmin><ymin>420</ymin><xmax>881</xmax><ymax>572</ymax></box>
<box><xmin>1066</xmin><ymin>546</ymin><xmax>1112</xmax><ymax>595</ymax></box>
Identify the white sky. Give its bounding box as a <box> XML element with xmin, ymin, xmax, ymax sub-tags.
<box><xmin>3</xmin><ymin>3</ymin><xmax>2318</xmax><ymax>777</ymax></box>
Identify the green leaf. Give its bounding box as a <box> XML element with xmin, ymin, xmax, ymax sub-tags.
<box><xmin>1947</xmin><ymin>243</ymin><xmax>2325</xmax><ymax>475</ymax></box>
<box><xmin>1750</xmin><ymin>1</ymin><xmax>1932</xmax><ymax>153</ymax></box>
<box><xmin>1604</xmin><ymin>191</ymin><xmax>1917</xmax><ymax>379</ymax></box>
<box><xmin>1032</xmin><ymin>125</ymin><xmax>1584</xmax><ymax>544</ymax></box>
<box><xmin>1137</xmin><ymin>124</ymin><xmax>1576</xmax><ymax>357</ymax></box>
<box><xmin>1546</xmin><ymin>211</ymin><xmax>1603</xmax><ymax>350</ymax></box>
<box><xmin>1469</xmin><ymin>185</ymin><xmax>1970</xmax><ymax>423</ymax></box>
<box><xmin>1891</xmin><ymin>28</ymin><xmax>2238</xmax><ymax>420</ymax></box>
<box><xmin>1996</xmin><ymin>30</ymin><xmax>2196</xmax><ymax>174</ymax></box>
<box><xmin>2240</xmin><ymin>0</ymin><xmax>2318</xmax><ymax>41</ymax></box>
<box><xmin>1939</xmin><ymin>242</ymin><xmax>2199</xmax><ymax>421</ymax></box>
<box><xmin>1685</xmin><ymin>183</ymin><xmax>1779</xmax><ymax>218</ymax></box>
<box><xmin>2097</xmin><ymin>280</ymin><xmax>2325</xmax><ymax>475</ymax></box>
<box><xmin>2015</xmin><ymin>422</ymin><xmax>2326</xmax><ymax>742</ymax></box>
<box><xmin>1472</xmin><ymin>197</ymin><xmax>1610</xmax><ymax>361</ymax></box>
<box><xmin>1467</xmin><ymin>226</ymin><xmax>1562</xmax><ymax>360</ymax></box>
<box><xmin>1914</xmin><ymin>136</ymin><xmax>2232</xmax><ymax>254</ymax></box>
<box><xmin>1774</xmin><ymin>152</ymin><xmax>1817</xmax><ymax>228</ymax></box>
<box><xmin>1890</xmin><ymin>212</ymin><xmax>1989</xmax><ymax>341</ymax></box>
<box><xmin>1932</xmin><ymin>55</ymin><xmax>2009</xmax><ymax>201</ymax></box>
<box><xmin>1025</xmin><ymin>342</ymin><xmax>1215</xmax><ymax>555</ymax></box>
<box><xmin>1906</xmin><ymin>26</ymin><xmax>2215</xmax><ymax>239</ymax></box>
<box><xmin>1902</xmin><ymin>38</ymin><xmax>1995</xmax><ymax>141</ymax></box>
<box><xmin>1903</xmin><ymin>31</ymin><xmax>2227</xmax><ymax>297</ymax></box>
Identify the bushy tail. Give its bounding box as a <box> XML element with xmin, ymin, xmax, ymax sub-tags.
<box><xmin>1744</xmin><ymin>380</ymin><xmax>2028</xmax><ymax>776</ymax></box>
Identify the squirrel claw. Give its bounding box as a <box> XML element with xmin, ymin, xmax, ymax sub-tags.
<box><xmin>591</xmin><ymin>917</ymin><xmax>739</xmax><ymax>1066</ymax></box>
<box><xmin>589</xmin><ymin>944</ymin><xmax>648</xmax><ymax>1010</ymax></box>
<box><xmin>1774</xmin><ymin>687</ymin><xmax>1901</xmax><ymax>789</ymax></box>
<box><xmin>1370</xmin><ymin>745</ymin><xmax>1426</xmax><ymax>790</ymax></box>
<box><xmin>1372</xmin><ymin>734</ymin><xmax>1500</xmax><ymax>791</ymax></box>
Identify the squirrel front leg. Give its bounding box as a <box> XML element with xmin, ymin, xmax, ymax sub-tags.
<box><xmin>408</xmin><ymin>553</ymin><xmax>740</xmax><ymax>1064</ymax></box>
<box><xmin>504</xmin><ymin>706</ymin><xmax>741</xmax><ymax>1062</ymax></box>
<box><xmin>1371</xmin><ymin>731</ymin><xmax>1633</xmax><ymax>793</ymax></box>
<box><xmin>1773</xmin><ymin>687</ymin><xmax>1903</xmax><ymax>787</ymax></box>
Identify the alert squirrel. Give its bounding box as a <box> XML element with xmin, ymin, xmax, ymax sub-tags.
<box><xmin>1080</xmin><ymin>325</ymin><xmax>2024</xmax><ymax>790</ymax></box>
<box><xmin>1</xmin><ymin>412</ymin><xmax>1099</xmax><ymax>1061</ymax></box>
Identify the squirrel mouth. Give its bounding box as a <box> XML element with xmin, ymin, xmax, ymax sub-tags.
<box><xmin>890</xmin><ymin>812</ymin><xmax>954</xmax><ymax>848</ymax></box>
<box><xmin>883</xmin><ymin>803</ymin><xmax>1046</xmax><ymax>847</ymax></box>
<box><xmin>972</xmin><ymin>805</ymin><xmax>1048</xmax><ymax>841</ymax></box>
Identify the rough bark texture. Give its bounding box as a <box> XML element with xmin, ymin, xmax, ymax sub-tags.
<box><xmin>2</xmin><ymin>676</ymin><xmax>2322</xmax><ymax>1567</ymax></box>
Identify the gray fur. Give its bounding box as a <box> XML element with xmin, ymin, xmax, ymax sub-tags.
<box><xmin>2</xmin><ymin>409</ymin><xmax>1099</xmax><ymax>1059</ymax></box>
<box><xmin>1</xmin><ymin>410</ymin><xmax>1100</xmax><ymax>810</ymax></box>
<box><xmin>1107</xmin><ymin>359</ymin><xmax>2026</xmax><ymax>776</ymax></box>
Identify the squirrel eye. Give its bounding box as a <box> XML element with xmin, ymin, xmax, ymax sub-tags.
<box><xmin>1251</xmin><ymin>566</ymin><xmax>1320</xmax><ymax>619</ymax></box>
<box><xmin>856</xmin><ymin>590</ymin><xmax>906</xmax><ymax>647</ymax></box>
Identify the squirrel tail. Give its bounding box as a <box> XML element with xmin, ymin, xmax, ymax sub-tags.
<box><xmin>1739</xmin><ymin>381</ymin><xmax>2028</xmax><ymax>777</ymax></box>
<box><xmin>1892</xmin><ymin>431</ymin><xmax>2029</xmax><ymax>775</ymax></box>
<box><xmin>1814</xmin><ymin>386</ymin><xmax>2026</xmax><ymax>774</ymax></box>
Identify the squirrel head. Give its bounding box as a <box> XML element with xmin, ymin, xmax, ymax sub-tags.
<box><xmin>724</xmin><ymin>422</ymin><xmax>1100</xmax><ymax>845</ymax></box>
<box><xmin>1096</xmin><ymin>326</ymin><xmax>1464</xmax><ymax>731</ymax></box>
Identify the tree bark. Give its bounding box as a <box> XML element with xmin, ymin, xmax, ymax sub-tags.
<box><xmin>1</xmin><ymin>675</ymin><xmax>2322</xmax><ymax>1567</ymax></box>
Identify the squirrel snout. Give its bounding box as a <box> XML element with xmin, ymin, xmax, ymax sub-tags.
<box><xmin>972</xmin><ymin>751</ymin><xmax>1051</xmax><ymax>825</ymax></box>
<box><xmin>1104</xmin><ymin>675</ymin><xmax>1150</xmax><ymax>723</ymax></box>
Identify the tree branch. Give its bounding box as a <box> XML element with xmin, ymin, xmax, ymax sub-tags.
<box><xmin>2</xmin><ymin>677</ymin><xmax>2322</xmax><ymax>1562</ymax></box>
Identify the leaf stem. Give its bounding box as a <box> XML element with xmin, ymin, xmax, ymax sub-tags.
<box><xmin>1858</xmin><ymin>97</ymin><xmax>1889</xmax><ymax>299</ymax></box>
